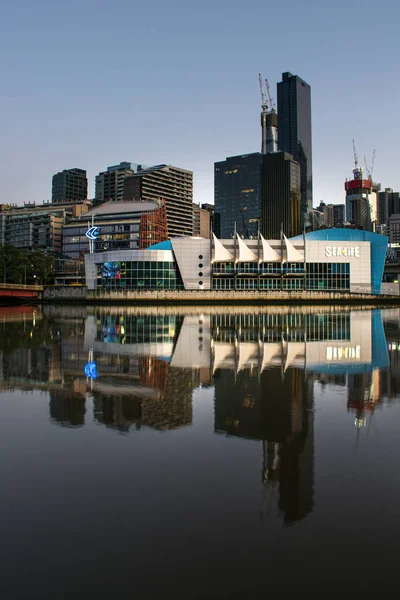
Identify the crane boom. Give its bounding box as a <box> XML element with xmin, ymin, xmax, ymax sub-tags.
<box><xmin>364</xmin><ymin>150</ymin><xmax>376</xmax><ymax>181</ymax></box>
<box><xmin>364</xmin><ymin>156</ymin><xmax>370</xmax><ymax>179</ymax></box>
<box><xmin>352</xmin><ymin>139</ymin><xmax>358</xmax><ymax>169</ymax></box>
<box><xmin>258</xmin><ymin>73</ymin><xmax>267</xmax><ymax>109</ymax></box>
<box><xmin>265</xmin><ymin>79</ymin><xmax>276</xmax><ymax>111</ymax></box>
<box><xmin>370</xmin><ymin>149</ymin><xmax>376</xmax><ymax>178</ymax></box>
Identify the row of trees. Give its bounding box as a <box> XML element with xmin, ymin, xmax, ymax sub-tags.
<box><xmin>0</xmin><ymin>245</ymin><xmax>55</xmax><ymax>285</ymax></box>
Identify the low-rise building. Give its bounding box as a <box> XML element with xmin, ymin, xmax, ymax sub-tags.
<box><xmin>0</xmin><ymin>201</ymin><xmax>90</xmax><ymax>253</ymax></box>
<box><xmin>84</xmin><ymin>229</ymin><xmax>387</xmax><ymax>295</ymax></box>
<box><xmin>62</xmin><ymin>200</ymin><xmax>168</xmax><ymax>259</ymax></box>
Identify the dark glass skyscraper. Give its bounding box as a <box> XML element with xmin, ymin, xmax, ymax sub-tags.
<box><xmin>261</xmin><ymin>151</ymin><xmax>301</xmax><ymax>239</ymax></box>
<box><xmin>277</xmin><ymin>72</ymin><xmax>312</xmax><ymax>226</ymax></box>
<box><xmin>214</xmin><ymin>153</ymin><xmax>262</xmax><ymax>238</ymax></box>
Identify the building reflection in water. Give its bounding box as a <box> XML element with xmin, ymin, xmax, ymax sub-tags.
<box><xmin>0</xmin><ymin>305</ymin><xmax>394</xmax><ymax>523</ymax></box>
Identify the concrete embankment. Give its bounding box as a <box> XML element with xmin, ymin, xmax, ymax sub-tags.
<box><xmin>41</xmin><ymin>286</ymin><xmax>400</xmax><ymax>305</ymax></box>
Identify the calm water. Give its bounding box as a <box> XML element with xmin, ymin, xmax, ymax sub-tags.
<box><xmin>1</xmin><ymin>304</ymin><xmax>400</xmax><ymax>598</ymax></box>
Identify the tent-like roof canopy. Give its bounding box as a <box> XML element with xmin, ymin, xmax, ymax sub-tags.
<box><xmin>283</xmin><ymin>234</ymin><xmax>304</xmax><ymax>263</ymax></box>
<box><xmin>212</xmin><ymin>233</ymin><xmax>234</xmax><ymax>262</ymax></box>
<box><xmin>260</xmin><ymin>234</ymin><xmax>281</xmax><ymax>263</ymax></box>
<box><xmin>236</xmin><ymin>234</ymin><xmax>258</xmax><ymax>262</ymax></box>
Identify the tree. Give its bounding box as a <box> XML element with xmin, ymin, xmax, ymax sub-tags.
<box><xmin>0</xmin><ymin>245</ymin><xmax>26</xmax><ymax>284</ymax></box>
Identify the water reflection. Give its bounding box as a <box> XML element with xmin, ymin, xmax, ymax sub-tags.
<box><xmin>0</xmin><ymin>304</ymin><xmax>397</xmax><ymax>525</ymax></box>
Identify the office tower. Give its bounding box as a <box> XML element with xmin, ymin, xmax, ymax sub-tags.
<box><xmin>52</xmin><ymin>168</ymin><xmax>88</xmax><ymax>203</ymax></box>
<box><xmin>333</xmin><ymin>204</ymin><xmax>346</xmax><ymax>226</ymax></box>
<box><xmin>314</xmin><ymin>202</ymin><xmax>346</xmax><ymax>229</ymax></box>
<box><xmin>378</xmin><ymin>188</ymin><xmax>400</xmax><ymax>229</ymax></box>
<box><xmin>193</xmin><ymin>203</ymin><xmax>211</xmax><ymax>238</ymax></box>
<box><xmin>261</xmin><ymin>151</ymin><xmax>301</xmax><ymax>239</ymax></box>
<box><xmin>214</xmin><ymin>153</ymin><xmax>262</xmax><ymax>239</ymax></box>
<box><xmin>277</xmin><ymin>72</ymin><xmax>313</xmax><ymax>226</ymax></box>
<box><xmin>123</xmin><ymin>164</ymin><xmax>193</xmax><ymax>237</ymax></box>
<box><xmin>95</xmin><ymin>162</ymin><xmax>138</xmax><ymax>205</ymax></box>
<box><xmin>201</xmin><ymin>203</ymin><xmax>221</xmax><ymax>238</ymax></box>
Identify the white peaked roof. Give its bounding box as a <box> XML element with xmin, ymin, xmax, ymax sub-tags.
<box><xmin>283</xmin><ymin>235</ymin><xmax>304</xmax><ymax>263</ymax></box>
<box><xmin>261</xmin><ymin>343</ymin><xmax>282</xmax><ymax>372</ymax></box>
<box><xmin>212</xmin><ymin>233</ymin><xmax>234</xmax><ymax>262</ymax></box>
<box><xmin>284</xmin><ymin>342</ymin><xmax>305</xmax><ymax>372</ymax></box>
<box><xmin>213</xmin><ymin>343</ymin><xmax>236</xmax><ymax>373</ymax></box>
<box><xmin>260</xmin><ymin>234</ymin><xmax>281</xmax><ymax>263</ymax></box>
<box><xmin>236</xmin><ymin>234</ymin><xmax>258</xmax><ymax>262</ymax></box>
<box><xmin>237</xmin><ymin>343</ymin><xmax>259</xmax><ymax>372</ymax></box>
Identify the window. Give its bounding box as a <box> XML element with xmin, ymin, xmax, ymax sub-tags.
<box><xmin>306</xmin><ymin>263</ymin><xmax>350</xmax><ymax>291</ymax></box>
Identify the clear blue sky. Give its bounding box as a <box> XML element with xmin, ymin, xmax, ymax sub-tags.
<box><xmin>1</xmin><ymin>0</ymin><xmax>399</xmax><ymax>207</ymax></box>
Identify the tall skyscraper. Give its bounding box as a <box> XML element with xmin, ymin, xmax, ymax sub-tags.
<box><xmin>277</xmin><ymin>72</ymin><xmax>313</xmax><ymax>225</ymax></box>
<box><xmin>52</xmin><ymin>168</ymin><xmax>87</xmax><ymax>203</ymax></box>
<box><xmin>123</xmin><ymin>164</ymin><xmax>193</xmax><ymax>237</ymax></box>
<box><xmin>261</xmin><ymin>151</ymin><xmax>301</xmax><ymax>239</ymax></box>
<box><xmin>95</xmin><ymin>162</ymin><xmax>138</xmax><ymax>205</ymax></box>
<box><xmin>214</xmin><ymin>153</ymin><xmax>262</xmax><ymax>238</ymax></box>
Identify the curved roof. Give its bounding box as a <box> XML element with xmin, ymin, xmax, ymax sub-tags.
<box><xmin>294</xmin><ymin>228</ymin><xmax>388</xmax><ymax>294</ymax></box>
<box><xmin>85</xmin><ymin>200</ymin><xmax>160</xmax><ymax>217</ymax></box>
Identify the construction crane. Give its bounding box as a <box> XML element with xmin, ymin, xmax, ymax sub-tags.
<box><xmin>265</xmin><ymin>79</ymin><xmax>276</xmax><ymax>111</ymax></box>
<box><xmin>352</xmin><ymin>139</ymin><xmax>358</xmax><ymax>169</ymax></box>
<box><xmin>258</xmin><ymin>73</ymin><xmax>268</xmax><ymax>110</ymax></box>
<box><xmin>364</xmin><ymin>149</ymin><xmax>376</xmax><ymax>182</ymax></box>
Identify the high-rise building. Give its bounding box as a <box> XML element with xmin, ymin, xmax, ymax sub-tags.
<box><xmin>214</xmin><ymin>153</ymin><xmax>262</xmax><ymax>239</ymax></box>
<box><xmin>193</xmin><ymin>203</ymin><xmax>211</xmax><ymax>238</ymax></box>
<box><xmin>277</xmin><ymin>72</ymin><xmax>313</xmax><ymax>225</ymax></box>
<box><xmin>261</xmin><ymin>151</ymin><xmax>301</xmax><ymax>239</ymax></box>
<box><xmin>388</xmin><ymin>213</ymin><xmax>400</xmax><ymax>246</ymax></box>
<box><xmin>345</xmin><ymin>167</ymin><xmax>374</xmax><ymax>231</ymax></box>
<box><xmin>201</xmin><ymin>203</ymin><xmax>221</xmax><ymax>238</ymax></box>
<box><xmin>333</xmin><ymin>204</ymin><xmax>346</xmax><ymax>226</ymax></box>
<box><xmin>52</xmin><ymin>168</ymin><xmax>88</xmax><ymax>203</ymax></box>
<box><xmin>313</xmin><ymin>202</ymin><xmax>346</xmax><ymax>229</ymax></box>
<box><xmin>95</xmin><ymin>162</ymin><xmax>139</xmax><ymax>205</ymax></box>
<box><xmin>378</xmin><ymin>188</ymin><xmax>400</xmax><ymax>229</ymax></box>
<box><xmin>123</xmin><ymin>164</ymin><xmax>193</xmax><ymax>237</ymax></box>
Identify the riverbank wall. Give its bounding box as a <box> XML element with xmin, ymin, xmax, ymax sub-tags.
<box><xmin>41</xmin><ymin>286</ymin><xmax>400</xmax><ymax>305</ymax></box>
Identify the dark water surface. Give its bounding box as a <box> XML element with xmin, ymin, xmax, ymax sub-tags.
<box><xmin>1</xmin><ymin>304</ymin><xmax>400</xmax><ymax>598</ymax></box>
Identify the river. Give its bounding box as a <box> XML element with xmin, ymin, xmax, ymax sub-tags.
<box><xmin>1</xmin><ymin>304</ymin><xmax>400</xmax><ymax>597</ymax></box>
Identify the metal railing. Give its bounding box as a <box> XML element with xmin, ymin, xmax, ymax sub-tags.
<box><xmin>0</xmin><ymin>283</ymin><xmax>43</xmax><ymax>291</ymax></box>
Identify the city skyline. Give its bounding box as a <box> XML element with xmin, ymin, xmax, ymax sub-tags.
<box><xmin>1</xmin><ymin>1</ymin><xmax>399</xmax><ymax>208</ymax></box>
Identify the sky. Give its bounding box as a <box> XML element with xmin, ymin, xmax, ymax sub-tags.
<box><xmin>1</xmin><ymin>0</ymin><xmax>399</xmax><ymax>208</ymax></box>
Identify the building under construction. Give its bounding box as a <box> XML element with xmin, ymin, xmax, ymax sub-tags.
<box><xmin>345</xmin><ymin>142</ymin><xmax>379</xmax><ymax>231</ymax></box>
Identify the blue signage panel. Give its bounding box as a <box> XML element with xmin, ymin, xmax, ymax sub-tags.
<box><xmin>84</xmin><ymin>361</ymin><xmax>98</xmax><ymax>379</ymax></box>
<box><xmin>86</xmin><ymin>226</ymin><xmax>101</xmax><ymax>240</ymax></box>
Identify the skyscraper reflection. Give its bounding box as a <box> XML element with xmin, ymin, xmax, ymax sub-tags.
<box><xmin>0</xmin><ymin>304</ymin><xmax>396</xmax><ymax>524</ymax></box>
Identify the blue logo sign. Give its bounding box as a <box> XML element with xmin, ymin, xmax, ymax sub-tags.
<box><xmin>84</xmin><ymin>361</ymin><xmax>98</xmax><ymax>379</ymax></box>
<box><xmin>86</xmin><ymin>226</ymin><xmax>101</xmax><ymax>241</ymax></box>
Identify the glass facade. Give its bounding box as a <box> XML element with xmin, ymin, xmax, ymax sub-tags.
<box><xmin>96</xmin><ymin>314</ymin><xmax>178</xmax><ymax>344</ymax></box>
<box><xmin>214</xmin><ymin>153</ymin><xmax>262</xmax><ymax>239</ymax></box>
<box><xmin>211</xmin><ymin>313</ymin><xmax>351</xmax><ymax>343</ymax></box>
<box><xmin>211</xmin><ymin>262</ymin><xmax>350</xmax><ymax>291</ymax></box>
<box><xmin>100</xmin><ymin>260</ymin><xmax>184</xmax><ymax>291</ymax></box>
<box><xmin>278</xmin><ymin>72</ymin><xmax>313</xmax><ymax>222</ymax></box>
<box><xmin>306</xmin><ymin>263</ymin><xmax>350</xmax><ymax>290</ymax></box>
